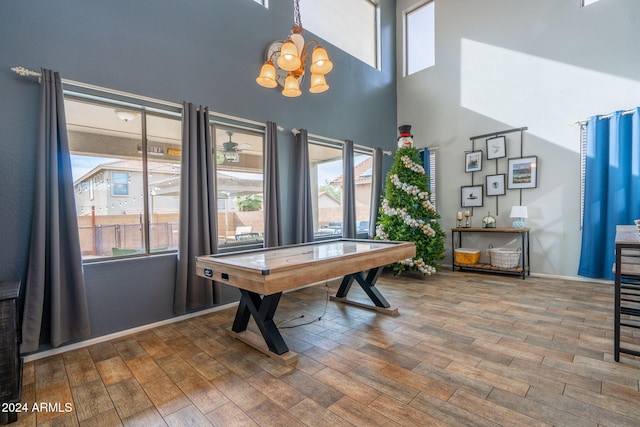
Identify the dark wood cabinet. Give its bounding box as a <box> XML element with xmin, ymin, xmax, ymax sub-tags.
<box><xmin>613</xmin><ymin>226</ymin><xmax>640</xmax><ymax>362</ymax></box>
<box><xmin>0</xmin><ymin>280</ymin><xmax>22</xmax><ymax>425</ymax></box>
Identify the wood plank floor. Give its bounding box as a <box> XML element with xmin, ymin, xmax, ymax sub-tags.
<box><xmin>11</xmin><ymin>270</ymin><xmax>640</xmax><ymax>426</ymax></box>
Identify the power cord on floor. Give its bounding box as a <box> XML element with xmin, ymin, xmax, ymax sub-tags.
<box><xmin>277</xmin><ymin>281</ymin><xmax>330</xmax><ymax>329</ymax></box>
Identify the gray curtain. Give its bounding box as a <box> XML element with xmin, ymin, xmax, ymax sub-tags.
<box><xmin>263</xmin><ymin>122</ymin><xmax>282</xmax><ymax>248</ymax></box>
<box><xmin>342</xmin><ymin>140</ymin><xmax>356</xmax><ymax>238</ymax></box>
<box><xmin>174</xmin><ymin>103</ymin><xmax>218</xmax><ymax>314</ymax></box>
<box><xmin>368</xmin><ymin>147</ymin><xmax>383</xmax><ymax>238</ymax></box>
<box><xmin>21</xmin><ymin>69</ymin><xmax>90</xmax><ymax>353</ymax></box>
<box><xmin>295</xmin><ymin>129</ymin><xmax>314</xmax><ymax>243</ymax></box>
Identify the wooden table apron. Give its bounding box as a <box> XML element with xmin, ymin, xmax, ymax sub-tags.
<box><xmin>195</xmin><ymin>239</ymin><xmax>415</xmax><ymax>360</ymax></box>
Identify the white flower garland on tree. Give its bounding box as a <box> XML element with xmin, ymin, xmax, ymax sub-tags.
<box><xmin>398</xmin><ymin>257</ymin><xmax>436</xmax><ymax>275</ymax></box>
<box><xmin>375</xmin><ymin>156</ymin><xmax>437</xmax><ymax>275</ymax></box>
<box><xmin>379</xmin><ymin>199</ymin><xmax>435</xmax><ymax>237</ymax></box>
<box><xmin>389</xmin><ymin>174</ymin><xmax>436</xmax><ymax>213</ymax></box>
<box><xmin>401</xmin><ymin>155</ymin><xmax>425</xmax><ymax>174</ymax></box>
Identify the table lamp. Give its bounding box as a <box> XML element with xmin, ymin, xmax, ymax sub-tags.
<box><xmin>510</xmin><ymin>206</ymin><xmax>528</xmax><ymax>228</ymax></box>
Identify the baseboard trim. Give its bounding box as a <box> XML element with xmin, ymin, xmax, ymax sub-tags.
<box><xmin>442</xmin><ymin>263</ymin><xmax>613</xmax><ymax>285</ymax></box>
<box><xmin>24</xmin><ymin>271</ymin><xmax>610</xmax><ymax>363</ymax></box>
<box><xmin>22</xmin><ymin>301</ymin><xmax>240</xmax><ymax>363</ymax></box>
<box><xmin>23</xmin><ymin>280</ymin><xmax>332</xmax><ymax>363</ymax></box>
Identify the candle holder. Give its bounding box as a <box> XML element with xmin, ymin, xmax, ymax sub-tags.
<box><xmin>463</xmin><ymin>208</ymin><xmax>471</xmax><ymax>228</ymax></box>
<box><xmin>456</xmin><ymin>208</ymin><xmax>463</xmax><ymax>228</ymax></box>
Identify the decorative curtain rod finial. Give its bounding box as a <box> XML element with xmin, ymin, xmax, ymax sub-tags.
<box><xmin>11</xmin><ymin>66</ymin><xmax>40</xmax><ymax>77</ymax></box>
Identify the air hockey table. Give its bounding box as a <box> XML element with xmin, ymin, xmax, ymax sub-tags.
<box><xmin>196</xmin><ymin>239</ymin><xmax>415</xmax><ymax>364</ymax></box>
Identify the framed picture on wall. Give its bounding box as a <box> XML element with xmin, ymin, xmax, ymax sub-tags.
<box><xmin>486</xmin><ymin>174</ymin><xmax>506</xmax><ymax>196</ymax></box>
<box><xmin>486</xmin><ymin>136</ymin><xmax>506</xmax><ymax>160</ymax></box>
<box><xmin>465</xmin><ymin>151</ymin><xmax>482</xmax><ymax>173</ymax></box>
<box><xmin>508</xmin><ymin>156</ymin><xmax>538</xmax><ymax>189</ymax></box>
<box><xmin>461</xmin><ymin>185</ymin><xmax>484</xmax><ymax>207</ymax></box>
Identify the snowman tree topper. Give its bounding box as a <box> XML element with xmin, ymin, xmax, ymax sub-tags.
<box><xmin>397</xmin><ymin>124</ymin><xmax>413</xmax><ymax>148</ymax></box>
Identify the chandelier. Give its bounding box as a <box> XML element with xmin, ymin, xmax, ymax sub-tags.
<box><xmin>255</xmin><ymin>0</ymin><xmax>334</xmax><ymax>97</ymax></box>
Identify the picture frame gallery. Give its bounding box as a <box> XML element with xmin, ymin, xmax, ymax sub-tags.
<box><xmin>460</xmin><ymin>128</ymin><xmax>536</xmax><ymax>218</ymax></box>
<box><xmin>461</xmin><ymin>185</ymin><xmax>484</xmax><ymax>207</ymax></box>
<box><xmin>486</xmin><ymin>135</ymin><xmax>506</xmax><ymax>160</ymax></box>
<box><xmin>508</xmin><ymin>156</ymin><xmax>538</xmax><ymax>189</ymax></box>
<box><xmin>465</xmin><ymin>151</ymin><xmax>482</xmax><ymax>173</ymax></box>
<box><xmin>486</xmin><ymin>173</ymin><xmax>506</xmax><ymax>196</ymax></box>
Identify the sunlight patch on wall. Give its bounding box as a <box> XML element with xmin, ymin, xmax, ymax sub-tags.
<box><xmin>460</xmin><ymin>38</ymin><xmax>640</xmax><ymax>153</ymax></box>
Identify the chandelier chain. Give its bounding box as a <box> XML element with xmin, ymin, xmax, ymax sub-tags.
<box><xmin>293</xmin><ymin>0</ymin><xmax>302</xmax><ymax>29</ymax></box>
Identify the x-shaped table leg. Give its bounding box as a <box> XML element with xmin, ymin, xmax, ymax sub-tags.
<box><xmin>331</xmin><ymin>267</ymin><xmax>398</xmax><ymax>315</ymax></box>
<box><xmin>231</xmin><ymin>289</ymin><xmax>289</xmax><ymax>355</ymax></box>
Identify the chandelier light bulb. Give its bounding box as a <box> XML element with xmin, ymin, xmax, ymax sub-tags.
<box><xmin>309</xmin><ymin>73</ymin><xmax>329</xmax><ymax>93</ymax></box>
<box><xmin>310</xmin><ymin>47</ymin><xmax>333</xmax><ymax>75</ymax></box>
<box><xmin>277</xmin><ymin>40</ymin><xmax>301</xmax><ymax>72</ymax></box>
<box><xmin>282</xmin><ymin>74</ymin><xmax>302</xmax><ymax>97</ymax></box>
<box><xmin>256</xmin><ymin>61</ymin><xmax>277</xmax><ymax>88</ymax></box>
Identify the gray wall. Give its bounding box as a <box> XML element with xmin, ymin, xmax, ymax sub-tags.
<box><xmin>397</xmin><ymin>0</ymin><xmax>640</xmax><ymax>277</ymax></box>
<box><xmin>0</xmin><ymin>0</ymin><xmax>397</xmax><ymax>348</ymax></box>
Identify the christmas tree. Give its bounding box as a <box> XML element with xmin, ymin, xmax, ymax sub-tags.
<box><xmin>375</xmin><ymin>125</ymin><xmax>445</xmax><ymax>275</ymax></box>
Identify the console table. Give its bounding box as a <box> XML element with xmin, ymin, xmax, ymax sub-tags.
<box><xmin>0</xmin><ymin>280</ymin><xmax>22</xmax><ymax>425</ymax></box>
<box><xmin>613</xmin><ymin>225</ymin><xmax>640</xmax><ymax>362</ymax></box>
<box><xmin>451</xmin><ymin>227</ymin><xmax>530</xmax><ymax>279</ymax></box>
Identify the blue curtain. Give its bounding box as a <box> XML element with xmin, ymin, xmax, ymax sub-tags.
<box><xmin>420</xmin><ymin>148</ymin><xmax>431</xmax><ymax>178</ymax></box>
<box><xmin>578</xmin><ymin>108</ymin><xmax>640</xmax><ymax>279</ymax></box>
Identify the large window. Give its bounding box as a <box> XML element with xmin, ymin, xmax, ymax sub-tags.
<box><xmin>66</xmin><ymin>96</ymin><xmax>266</xmax><ymax>260</ymax></box>
<box><xmin>405</xmin><ymin>1</ymin><xmax>435</xmax><ymax>76</ymax></box>
<box><xmin>309</xmin><ymin>140</ymin><xmax>374</xmax><ymax>239</ymax></box>
<box><xmin>300</xmin><ymin>0</ymin><xmax>379</xmax><ymax>68</ymax></box>
<box><xmin>213</xmin><ymin>124</ymin><xmax>265</xmax><ymax>248</ymax></box>
<box><xmin>66</xmin><ymin>98</ymin><xmax>182</xmax><ymax>260</ymax></box>
<box><xmin>354</xmin><ymin>151</ymin><xmax>374</xmax><ymax>235</ymax></box>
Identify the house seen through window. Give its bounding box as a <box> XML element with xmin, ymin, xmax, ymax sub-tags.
<box><xmin>309</xmin><ymin>140</ymin><xmax>373</xmax><ymax>239</ymax></box>
<box><xmin>66</xmin><ymin>98</ymin><xmax>182</xmax><ymax>260</ymax></box>
<box><xmin>66</xmin><ymin>96</ymin><xmax>266</xmax><ymax>260</ymax></box>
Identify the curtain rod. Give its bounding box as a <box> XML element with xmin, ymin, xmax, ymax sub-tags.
<box><xmin>11</xmin><ymin>66</ymin><xmax>265</xmax><ymax>128</ymax></box>
<box><xmin>291</xmin><ymin>128</ymin><xmax>392</xmax><ymax>155</ymax></box>
<box><xmin>573</xmin><ymin>108</ymin><xmax>636</xmax><ymax>125</ymax></box>
<box><xmin>470</xmin><ymin>127</ymin><xmax>528</xmax><ymax>141</ymax></box>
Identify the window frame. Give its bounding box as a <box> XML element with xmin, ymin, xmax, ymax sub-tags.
<box><xmin>211</xmin><ymin>121</ymin><xmax>267</xmax><ymax>252</ymax></box>
<box><xmin>307</xmin><ymin>137</ymin><xmax>375</xmax><ymax>240</ymax></box>
<box><xmin>299</xmin><ymin>0</ymin><xmax>380</xmax><ymax>70</ymax></box>
<box><xmin>111</xmin><ymin>171</ymin><xmax>130</xmax><ymax>196</ymax></box>
<box><xmin>65</xmin><ymin>94</ymin><xmax>183</xmax><ymax>262</ymax></box>
<box><xmin>64</xmin><ymin>92</ymin><xmax>268</xmax><ymax>261</ymax></box>
<box><xmin>426</xmin><ymin>149</ymin><xmax>438</xmax><ymax>209</ymax></box>
<box><xmin>404</xmin><ymin>0</ymin><xmax>436</xmax><ymax>77</ymax></box>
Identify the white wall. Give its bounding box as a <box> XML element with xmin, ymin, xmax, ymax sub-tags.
<box><xmin>397</xmin><ymin>0</ymin><xmax>640</xmax><ymax>277</ymax></box>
